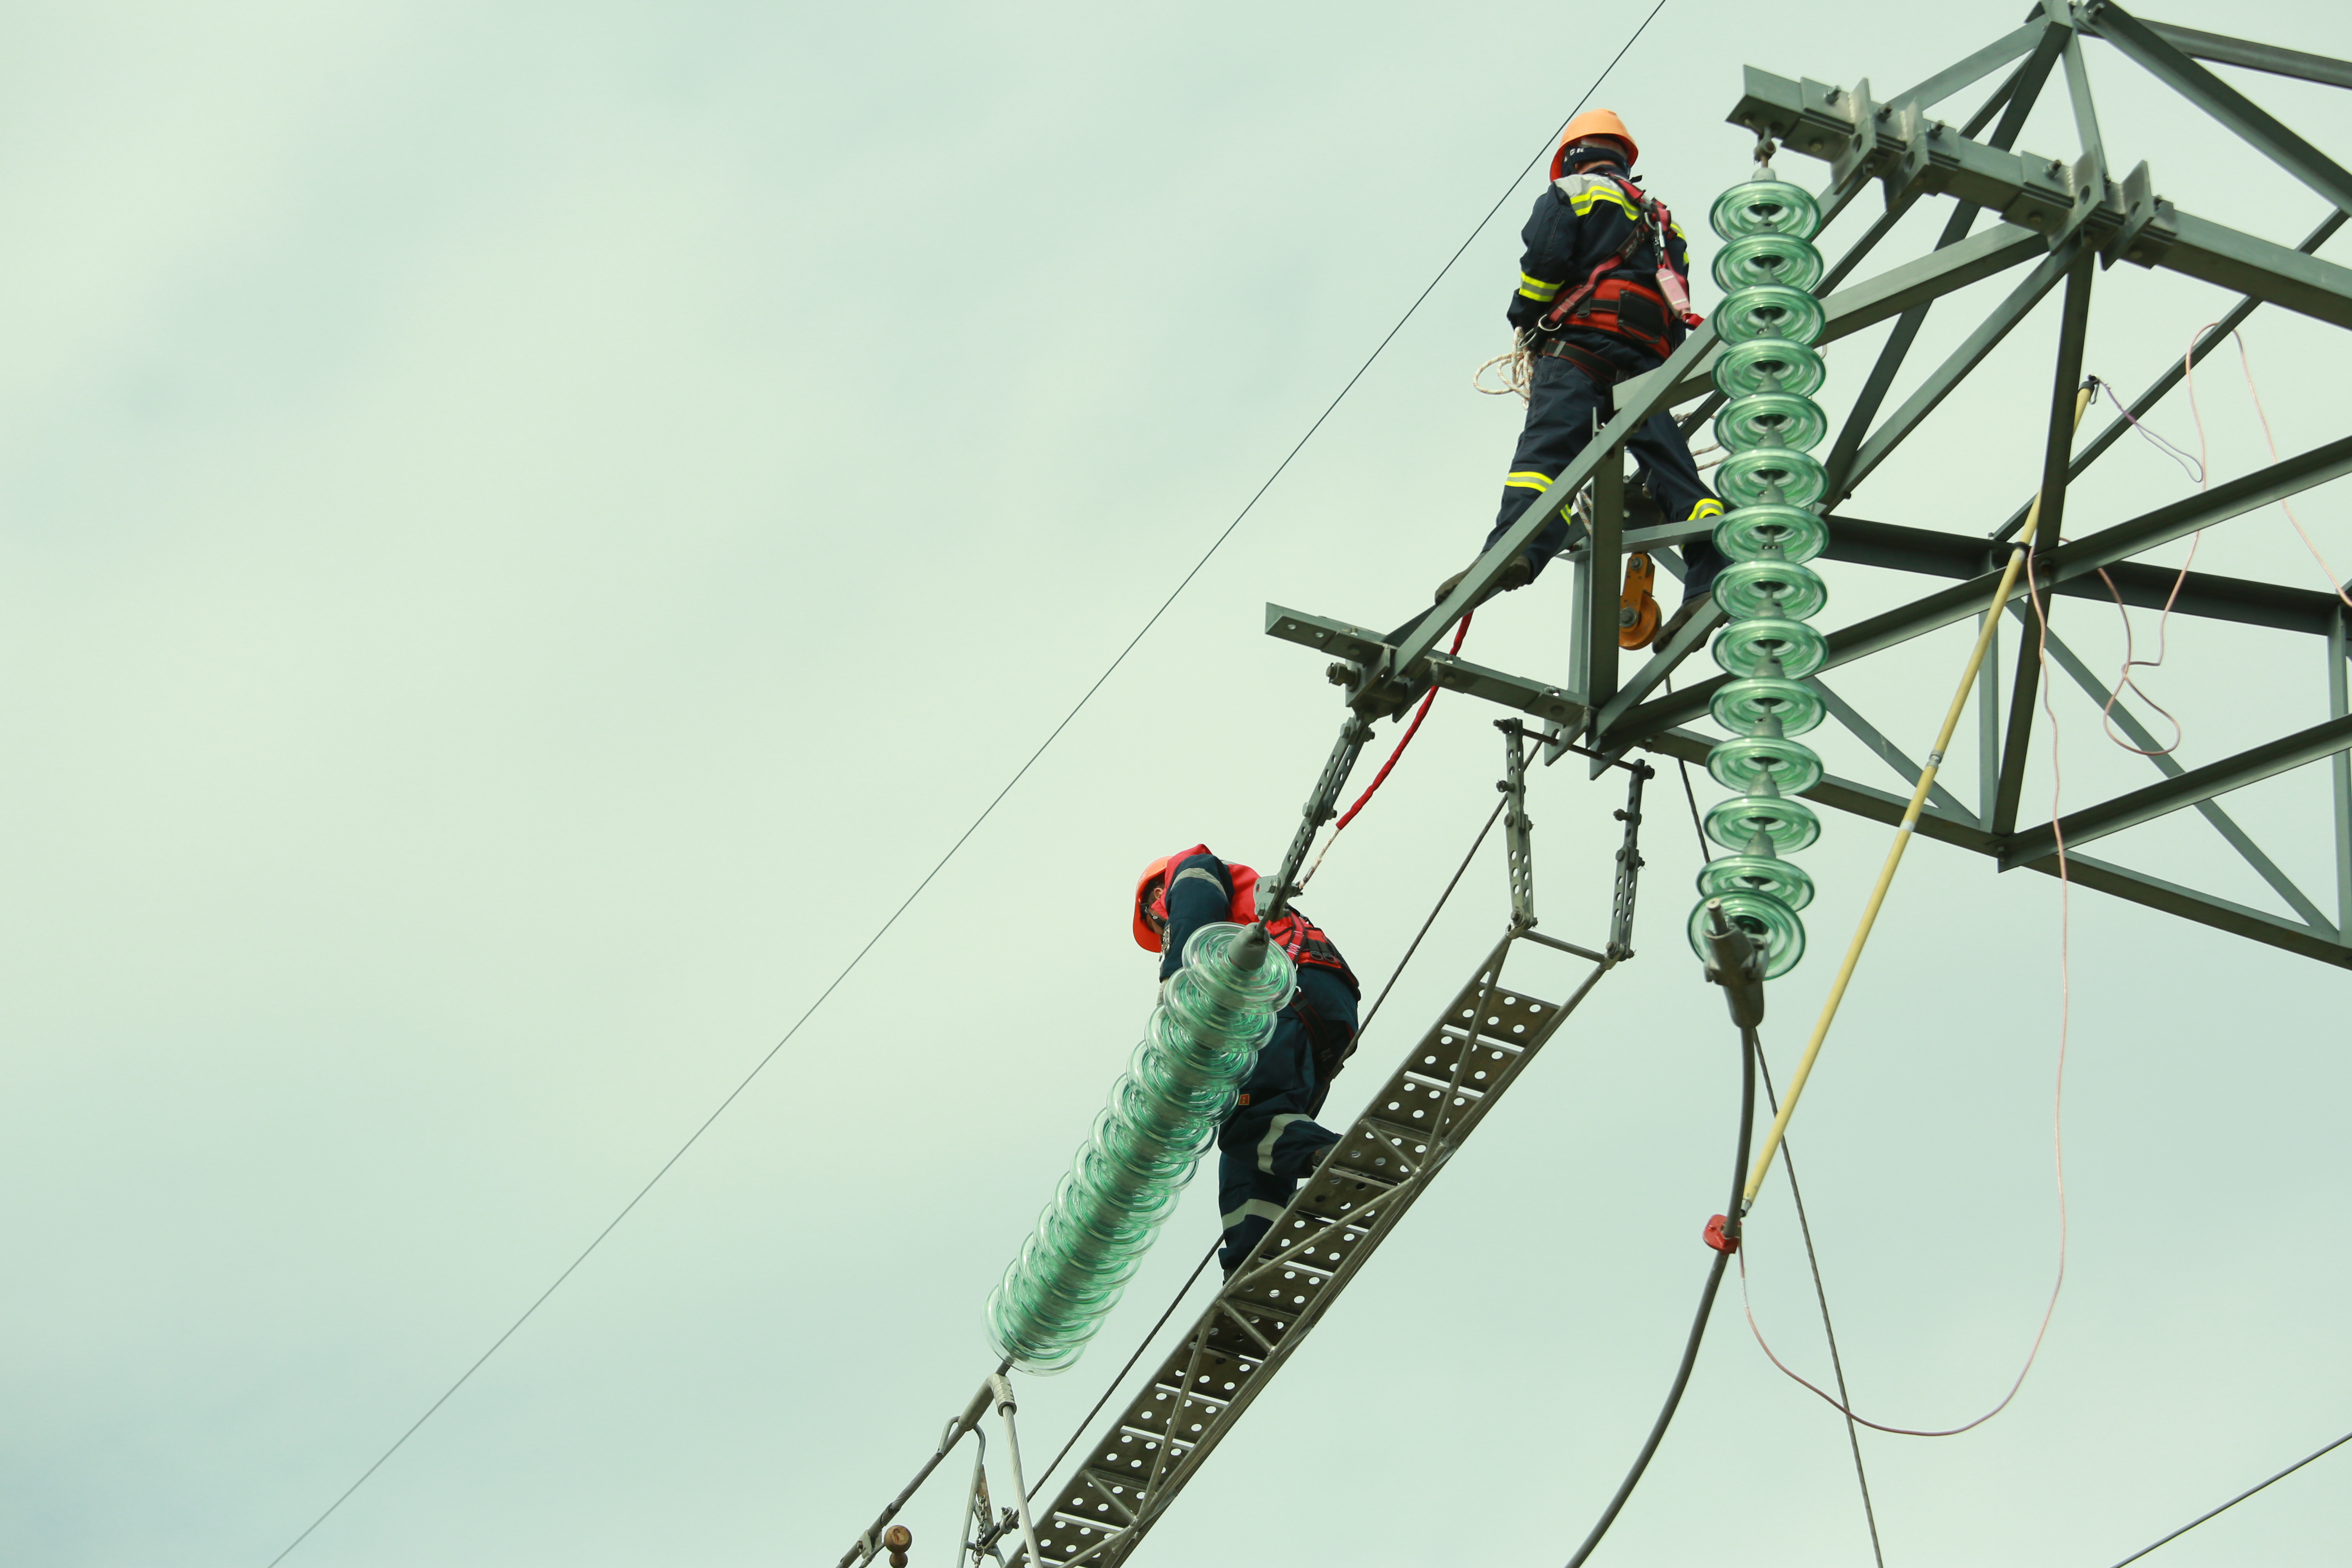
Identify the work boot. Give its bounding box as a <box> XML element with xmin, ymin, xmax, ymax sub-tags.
<box><xmin>1655</xmin><ymin>592</ymin><xmax>1714</xmax><ymax>649</ymax></box>
<box><xmin>1432</xmin><ymin>552</ymin><xmax>1535</xmax><ymax>606</ymax></box>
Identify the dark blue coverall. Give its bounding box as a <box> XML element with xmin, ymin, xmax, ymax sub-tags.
<box><xmin>1159</xmin><ymin>851</ymin><xmax>1359</xmax><ymax>1274</ymax></box>
<box><xmin>1492</xmin><ymin>147</ymin><xmax>1725</xmax><ymax>600</ymax></box>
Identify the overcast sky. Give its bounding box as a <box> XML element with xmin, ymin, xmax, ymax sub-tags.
<box><xmin>4</xmin><ymin>3</ymin><xmax>2350</xmax><ymax>1566</ymax></box>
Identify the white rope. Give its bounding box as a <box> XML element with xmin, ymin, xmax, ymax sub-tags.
<box><xmin>1473</xmin><ymin>329</ymin><xmax>1537</xmax><ymax>404</ymax></box>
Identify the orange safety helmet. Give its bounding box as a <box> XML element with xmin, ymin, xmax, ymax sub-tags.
<box><xmin>1132</xmin><ymin>854</ymin><xmax>1175</xmax><ymax>951</ymax></box>
<box><xmin>1549</xmin><ymin>109</ymin><xmax>1639</xmax><ymax>179</ymax></box>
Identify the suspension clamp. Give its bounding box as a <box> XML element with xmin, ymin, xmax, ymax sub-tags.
<box><xmin>1699</xmin><ymin>899</ymin><xmax>1767</xmax><ymax>1029</ymax></box>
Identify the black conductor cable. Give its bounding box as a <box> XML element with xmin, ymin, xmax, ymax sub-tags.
<box><xmin>1562</xmin><ymin>1020</ymin><xmax>1757</xmax><ymax>1567</ymax></box>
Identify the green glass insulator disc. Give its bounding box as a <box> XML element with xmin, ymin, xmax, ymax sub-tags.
<box><xmin>1717</xmin><ymin>445</ymin><xmax>1827</xmax><ymax>510</ymax></box>
<box><xmin>1715</xmin><ymin>502</ymin><xmax>1829</xmax><ymax>564</ymax></box>
<box><xmin>1704</xmin><ymin>791</ymin><xmax>1821</xmax><ymax>855</ymax></box>
<box><xmin>1711</xmin><ymin>231</ymin><xmax>1825</xmax><ymax>294</ymax></box>
<box><xmin>1706</xmin><ymin>733</ymin><xmax>1823</xmax><ymax>795</ymax></box>
<box><xmin>1708</xmin><ymin>674</ymin><xmax>1825</xmax><ymax>737</ymax></box>
<box><xmin>1713</xmin><ymin>558</ymin><xmax>1828</xmax><ymax>621</ymax></box>
<box><xmin>1715</xmin><ymin>391</ymin><xmax>1828</xmax><ymax>453</ymax></box>
<box><xmin>1709</xmin><ymin>176</ymin><xmax>1822</xmax><ymax>241</ymax></box>
<box><xmin>1685</xmin><ymin>891</ymin><xmax>1807</xmax><ymax>980</ymax></box>
<box><xmin>1712</xmin><ymin>616</ymin><xmax>1827</xmax><ymax>679</ymax></box>
<box><xmin>1697</xmin><ymin>853</ymin><xmax>1817</xmax><ymax>913</ymax></box>
<box><xmin>1715</xmin><ymin>284</ymin><xmax>1827</xmax><ymax>346</ymax></box>
<box><xmin>1712</xmin><ymin>337</ymin><xmax>1826</xmax><ymax>400</ymax></box>
<box><xmin>1176</xmin><ymin>923</ymin><xmax>1298</xmax><ymax>1010</ymax></box>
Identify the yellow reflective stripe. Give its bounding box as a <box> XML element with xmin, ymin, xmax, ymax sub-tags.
<box><xmin>1505</xmin><ymin>471</ymin><xmax>1554</xmax><ymax>492</ymax></box>
<box><xmin>1517</xmin><ymin>272</ymin><xmax>1564</xmax><ymax>301</ymax></box>
<box><xmin>1688</xmin><ymin>499</ymin><xmax>1725</xmax><ymax>520</ymax></box>
<box><xmin>1568</xmin><ymin>187</ymin><xmax>1642</xmax><ymax>218</ymax></box>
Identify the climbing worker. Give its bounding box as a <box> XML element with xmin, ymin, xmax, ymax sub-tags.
<box><xmin>1133</xmin><ymin>846</ymin><xmax>1360</xmax><ymax>1274</ymax></box>
<box><xmin>1433</xmin><ymin>109</ymin><xmax>1726</xmax><ymax>646</ymax></box>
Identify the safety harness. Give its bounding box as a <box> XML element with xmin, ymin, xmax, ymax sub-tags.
<box><xmin>1147</xmin><ymin>846</ymin><xmax>1357</xmax><ymax>991</ymax></box>
<box><xmin>1540</xmin><ymin>172</ymin><xmax>1700</xmax><ymax>359</ymax></box>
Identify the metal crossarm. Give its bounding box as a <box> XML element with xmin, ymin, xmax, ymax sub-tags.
<box><xmin>1024</xmin><ymin>931</ymin><xmax>1615</xmax><ymax>1566</ymax></box>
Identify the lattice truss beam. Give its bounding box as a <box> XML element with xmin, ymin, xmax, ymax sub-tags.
<box><xmin>1268</xmin><ymin>0</ymin><xmax>2352</xmax><ymax>970</ymax></box>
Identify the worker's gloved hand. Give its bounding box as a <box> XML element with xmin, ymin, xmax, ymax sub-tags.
<box><xmin>1432</xmin><ymin>552</ymin><xmax>1534</xmax><ymax>606</ymax></box>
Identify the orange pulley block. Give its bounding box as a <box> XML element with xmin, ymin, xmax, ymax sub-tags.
<box><xmin>1618</xmin><ymin>551</ymin><xmax>1659</xmax><ymax>649</ymax></box>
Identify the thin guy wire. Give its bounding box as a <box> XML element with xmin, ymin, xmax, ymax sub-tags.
<box><xmin>1031</xmin><ymin>1241</ymin><xmax>1220</xmax><ymax>1501</ymax></box>
<box><xmin>261</xmin><ymin>14</ymin><xmax>1672</xmax><ymax>1559</ymax></box>
<box><xmin>1753</xmin><ymin>1048</ymin><xmax>1884</xmax><ymax>1567</ymax></box>
<box><xmin>1661</xmin><ymin>676</ymin><xmax>1712</xmax><ymax>860</ymax></box>
<box><xmin>1359</xmin><ymin>792</ymin><xmax>1508</xmax><ymax>1035</ymax></box>
<box><xmin>2109</xmin><ymin>1426</ymin><xmax>2352</xmax><ymax>1566</ymax></box>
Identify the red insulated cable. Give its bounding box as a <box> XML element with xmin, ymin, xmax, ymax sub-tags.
<box><xmin>1332</xmin><ymin>613</ymin><xmax>1471</xmax><ymax>834</ymax></box>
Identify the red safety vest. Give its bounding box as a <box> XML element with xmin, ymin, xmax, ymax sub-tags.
<box><xmin>1153</xmin><ymin>844</ymin><xmax>1352</xmax><ymax>980</ymax></box>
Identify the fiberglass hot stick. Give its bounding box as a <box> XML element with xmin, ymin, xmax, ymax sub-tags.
<box><xmin>1739</xmin><ymin>382</ymin><xmax>2093</xmax><ymax>1211</ymax></box>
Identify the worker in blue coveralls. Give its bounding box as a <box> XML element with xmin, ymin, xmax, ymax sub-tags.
<box><xmin>1431</xmin><ymin>107</ymin><xmax>1725</xmax><ymax>646</ymax></box>
<box><xmin>1131</xmin><ymin>846</ymin><xmax>1359</xmax><ymax>1275</ymax></box>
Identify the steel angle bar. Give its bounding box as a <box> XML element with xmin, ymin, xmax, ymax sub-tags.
<box><xmin>1811</xmin><ymin>679</ymin><xmax>1971</xmax><ymax>818</ymax></box>
<box><xmin>1422</xmin><ymin>651</ymin><xmax>1587</xmax><ymax>727</ymax></box>
<box><xmin>1396</xmin><ymin>325</ymin><xmax>1717</xmax><ymax>673</ymax></box>
<box><xmin>1825</xmin><ymin>31</ymin><xmax>2067</xmax><ymax>501</ymax></box>
<box><xmin>1636</xmin><ymin>223</ymin><xmax>2049</xmax><ymax>411</ymax></box>
<box><xmin>1583</xmin><ymin>446</ymin><xmax>1626</xmax><ymax>718</ymax></box>
<box><xmin>1821</xmin><ymin>203</ymin><xmax>1981</xmax><ymax>502</ymax></box>
<box><xmin>1624</xmin><ymin>516</ymin><xmax>1717</xmax><ymax>551</ymax></box>
<box><xmin>1813</xmin><ymin>29</ymin><xmax>2034</xmax><ymax>294</ymax></box>
<box><xmin>1263</xmin><ymin>604</ymin><xmax>1388</xmax><ymax>668</ymax></box>
<box><xmin>2333</xmin><ymin>609</ymin><xmax>2352</xmax><ymax>929</ymax></box>
<box><xmin>1809</xmin><ymin>45</ymin><xmax>2046</xmax><ymax>295</ymax></box>
<box><xmin>2020</xmin><ymin>850</ymin><xmax>2352</xmax><ymax>967</ymax></box>
<box><xmin>1994</xmin><ymin>252</ymin><xmax>2098</xmax><ymax>835</ymax></box>
<box><xmin>1644</xmin><ymin>716</ymin><xmax>2352</xmax><ymax>968</ymax></box>
<box><xmin>1728</xmin><ymin>67</ymin><xmax>2352</xmax><ymax>330</ymax></box>
<box><xmin>2081</xmin><ymin>1</ymin><xmax>2352</xmax><ymax>216</ymax></box>
<box><xmin>1588</xmin><ymin>602</ymin><xmax>1725</xmax><ymax>742</ymax></box>
<box><xmin>1844</xmin><ymin>239</ymin><xmax>2083</xmax><ymax>499</ymax></box>
<box><xmin>1640</xmin><ymin>726</ymin><xmax>1990</xmax><ymax>843</ymax></box>
<box><xmin>1895</xmin><ymin>22</ymin><xmax>2048</xmax><ymax>111</ymax></box>
<box><xmin>1999</xmin><ymin>714</ymin><xmax>2352</xmax><ymax>867</ymax></box>
<box><xmin>2031</xmin><ymin>615</ymin><xmax>2335</xmax><ymax>931</ymax></box>
<box><xmin>1609</xmin><ymin>434</ymin><xmax>2352</xmax><ymax>742</ymax></box>
<box><xmin>1978</xmin><ymin>612</ymin><xmax>2003</xmax><ymax>827</ymax></box>
<box><xmin>1991</xmin><ymin>208</ymin><xmax>2345</xmax><ymax>543</ymax></box>
<box><xmin>2153</xmin><ymin>210</ymin><xmax>2352</xmax><ymax>330</ymax></box>
<box><xmin>2077</xmin><ymin>20</ymin><xmax>2352</xmax><ymax>91</ymax></box>
<box><xmin>1823</xmin><ymin>512</ymin><xmax>2346</xmax><ymax>633</ymax></box>
<box><xmin>2059</xmin><ymin>29</ymin><xmax>2111</xmax><ymax>199</ymax></box>
<box><xmin>1815</xmin><ymin>190</ymin><xmax>1921</xmax><ymax>297</ymax></box>
<box><xmin>1263</xmin><ymin>604</ymin><xmax>1584</xmax><ymax>727</ymax></box>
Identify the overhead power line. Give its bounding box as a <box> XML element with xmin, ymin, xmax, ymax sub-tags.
<box><xmin>258</xmin><ymin>12</ymin><xmax>1669</xmax><ymax>1560</ymax></box>
<box><xmin>2109</xmin><ymin>1426</ymin><xmax>2352</xmax><ymax>1566</ymax></box>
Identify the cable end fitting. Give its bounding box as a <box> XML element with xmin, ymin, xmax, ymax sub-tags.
<box><xmin>1701</xmin><ymin>900</ymin><xmax>1768</xmax><ymax>1029</ymax></box>
<box><xmin>1704</xmin><ymin>1214</ymin><xmax>1741</xmax><ymax>1254</ymax></box>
